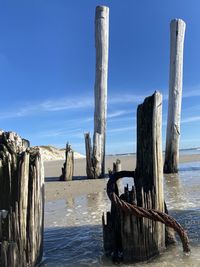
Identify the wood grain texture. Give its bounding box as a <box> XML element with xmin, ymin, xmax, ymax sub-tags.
<box><xmin>84</xmin><ymin>132</ymin><xmax>102</xmax><ymax>179</ymax></box>
<box><xmin>84</xmin><ymin>133</ymin><xmax>95</xmax><ymax>179</ymax></box>
<box><xmin>164</xmin><ymin>19</ymin><xmax>186</xmax><ymax>173</ymax></box>
<box><xmin>0</xmin><ymin>131</ymin><xmax>44</xmax><ymax>267</ymax></box>
<box><xmin>135</xmin><ymin>91</ymin><xmax>165</xmax><ymax>259</ymax></box>
<box><xmin>60</xmin><ymin>143</ymin><xmax>74</xmax><ymax>181</ymax></box>
<box><xmin>103</xmin><ymin>92</ymin><xmax>165</xmax><ymax>262</ymax></box>
<box><xmin>93</xmin><ymin>6</ymin><xmax>109</xmax><ymax>177</ymax></box>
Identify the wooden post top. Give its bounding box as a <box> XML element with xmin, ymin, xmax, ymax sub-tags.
<box><xmin>95</xmin><ymin>6</ymin><xmax>109</xmax><ymax>19</ymax></box>
<box><xmin>170</xmin><ymin>18</ymin><xmax>186</xmax><ymax>28</ymax></box>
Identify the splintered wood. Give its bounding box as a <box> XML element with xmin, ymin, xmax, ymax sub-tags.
<box><xmin>103</xmin><ymin>92</ymin><xmax>166</xmax><ymax>262</ymax></box>
<box><xmin>84</xmin><ymin>132</ymin><xmax>101</xmax><ymax>179</ymax></box>
<box><xmin>0</xmin><ymin>131</ymin><xmax>44</xmax><ymax>267</ymax></box>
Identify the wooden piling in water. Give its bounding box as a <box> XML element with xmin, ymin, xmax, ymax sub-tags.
<box><xmin>103</xmin><ymin>92</ymin><xmax>166</xmax><ymax>262</ymax></box>
<box><xmin>85</xmin><ymin>6</ymin><xmax>109</xmax><ymax>179</ymax></box>
<box><xmin>0</xmin><ymin>131</ymin><xmax>44</xmax><ymax>267</ymax></box>
<box><xmin>164</xmin><ymin>19</ymin><xmax>186</xmax><ymax>173</ymax></box>
<box><xmin>134</xmin><ymin>91</ymin><xmax>165</xmax><ymax>257</ymax></box>
<box><xmin>60</xmin><ymin>143</ymin><xmax>74</xmax><ymax>181</ymax></box>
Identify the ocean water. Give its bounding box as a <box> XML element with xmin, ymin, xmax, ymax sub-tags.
<box><xmin>41</xmin><ymin>161</ymin><xmax>200</xmax><ymax>267</ymax></box>
<box><xmin>179</xmin><ymin>149</ymin><xmax>200</xmax><ymax>155</ymax></box>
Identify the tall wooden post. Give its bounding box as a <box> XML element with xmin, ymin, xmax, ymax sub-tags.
<box><xmin>94</xmin><ymin>6</ymin><xmax>109</xmax><ymax>177</ymax></box>
<box><xmin>164</xmin><ymin>19</ymin><xmax>186</xmax><ymax>173</ymax></box>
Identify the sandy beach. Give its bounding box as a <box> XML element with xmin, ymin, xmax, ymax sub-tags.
<box><xmin>44</xmin><ymin>153</ymin><xmax>200</xmax><ymax>201</ymax></box>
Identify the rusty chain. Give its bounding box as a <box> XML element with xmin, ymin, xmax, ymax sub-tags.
<box><xmin>107</xmin><ymin>171</ymin><xmax>190</xmax><ymax>253</ymax></box>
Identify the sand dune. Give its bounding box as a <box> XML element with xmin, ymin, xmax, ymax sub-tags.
<box><xmin>34</xmin><ymin>145</ymin><xmax>85</xmax><ymax>161</ymax></box>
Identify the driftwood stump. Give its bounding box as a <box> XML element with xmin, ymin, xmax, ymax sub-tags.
<box><xmin>0</xmin><ymin>131</ymin><xmax>44</xmax><ymax>267</ymax></box>
<box><xmin>84</xmin><ymin>133</ymin><xmax>102</xmax><ymax>179</ymax></box>
<box><xmin>113</xmin><ymin>159</ymin><xmax>121</xmax><ymax>173</ymax></box>
<box><xmin>60</xmin><ymin>143</ymin><xmax>74</xmax><ymax>181</ymax></box>
<box><xmin>103</xmin><ymin>92</ymin><xmax>166</xmax><ymax>262</ymax></box>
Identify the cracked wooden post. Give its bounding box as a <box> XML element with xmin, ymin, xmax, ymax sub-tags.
<box><xmin>93</xmin><ymin>5</ymin><xmax>109</xmax><ymax>177</ymax></box>
<box><xmin>103</xmin><ymin>92</ymin><xmax>166</xmax><ymax>262</ymax></box>
<box><xmin>60</xmin><ymin>143</ymin><xmax>74</xmax><ymax>181</ymax></box>
<box><xmin>85</xmin><ymin>6</ymin><xmax>109</xmax><ymax>178</ymax></box>
<box><xmin>164</xmin><ymin>19</ymin><xmax>186</xmax><ymax>173</ymax></box>
<box><xmin>0</xmin><ymin>131</ymin><xmax>44</xmax><ymax>267</ymax></box>
<box><xmin>134</xmin><ymin>91</ymin><xmax>165</xmax><ymax>259</ymax></box>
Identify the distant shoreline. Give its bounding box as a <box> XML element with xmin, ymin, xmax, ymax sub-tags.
<box><xmin>107</xmin><ymin>148</ymin><xmax>200</xmax><ymax>157</ymax></box>
<box><xmin>44</xmin><ymin>153</ymin><xmax>200</xmax><ymax>202</ymax></box>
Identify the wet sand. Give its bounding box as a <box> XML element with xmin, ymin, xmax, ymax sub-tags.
<box><xmin>44</xmin><ymin>154</ymin><xmax>200</xmax><ymax>201</ymax></box>
<box><xmin>43</xmin><ymin>155</ymin><xmax>200</xmax><ymax>266</ymax></box>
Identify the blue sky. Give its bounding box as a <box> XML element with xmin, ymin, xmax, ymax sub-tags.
<box><xmin>0</xmin><ymin>0</ymin><xmax>200</xmax><ymax>154</ymax></box>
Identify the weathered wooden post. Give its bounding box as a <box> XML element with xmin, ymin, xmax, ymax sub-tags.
<box><xmin>134</xmin><ymin>91</ymin><xmax>165</xmax><ymax>257</ymax></box>
<box><xmin>85</xmin><ymin>6</ymin><xmax>109</xmax><ymax>179</ymax></box>
<box><xmin>102</xmin><ymin>92</ymin><xmax>191</xmax><ymax>262</ymax></box>
<box><xmin>60</xmin><ymin>143</ymin><xmax>74</xmax><ymax>181</ymax></box>
<box><xmin>103</xmin><ymin>92</ymin><xmax>165</xmax><ymax>261</ymax></box>
<box><xmin>0</xmin><ymin>131</ymin><xmax>44</xmax><ymax>267</ymax></box>
<box><xmin>94</xmin><ymin>5</ymin><xmax>109</xmax><ymax>177</ymax></box>
<box><xmin>164</xmin><ymin>19</ymin><xmax>186</xmax><ymax>173</ymax></box>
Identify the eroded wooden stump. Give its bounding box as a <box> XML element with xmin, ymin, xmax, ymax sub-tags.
<box><xmin>0</xmin><ymin>131</ymin><xmax>44</xmax><ymax>267</ymax></box>
<box><xmin>103</xmin><ymin>92</ymin><xmax>166</xmax><ymax>262</ymax></box>
<box><xmin>60</xmin><ymin>143</ymin><xmax>74</xmax><ymax>181</ymax></box>
<box><xmin>113</xmin><ymin>159</ymin><xmax>121</xmax><ymax>173</ymax></box>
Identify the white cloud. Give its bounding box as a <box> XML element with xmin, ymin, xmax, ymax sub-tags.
<box><xmin>107</xmin><ymin>110</ymin><xmax>133</xmax><ymax>119</ymax></box>
<box><xmin>107</xmin><ymin>126</ymin><xmax>136</xmax><ymax>133</ymax></box>
<box><xmin>183</xmin><ymin>88</ymin><xmax>200</xmax><ymax>98</ymax></box>
<box><xmin>109</xmin><ymin>93</ymin><xmax>149</xmax><ymax>104</ymax></box>
<box><xmin>41</xmin><ymin>97</ymin><xmax>93</xmax><ymax>111</ymax></box>
<box><xmin>181</xmin><ymin>138</ymin><xmax>200</xmax><ymax>143</ymax></box>
<box><xmin>181</xmin><ymin>116</ymin><xmax>200</xmax><ymax>124</ymax></box>
<box><xmin>30</xmin><ymin>127</ymin><xmax>84</xmax><ymax>139</ymax></box>
<box><xmin>0</xmin><ymin>96</ymin><xmax>93</xmax><ymax>119</ymax></box>
<box><xmin>1</xmin><ymin>85</ymin><xmax>200</xmax><ymax>120</ymax></box>
<box><xmin>108</xmin><ymin>116</ymin><xmax>136</xmax><ymax>124</ymax></box>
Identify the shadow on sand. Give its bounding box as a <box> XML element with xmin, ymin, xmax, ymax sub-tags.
<box><xmin>45</xmin><ymin>175</ymin><xmax>109</xmax><ymax>182</ymax></box>
<box><xmin>45</xmin><ymin>176</ymin><xmax>89</xmax><ymax>182</ymax></box>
